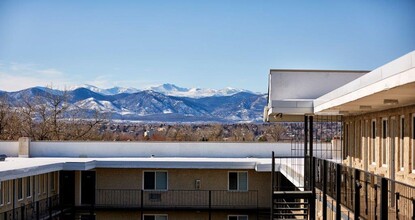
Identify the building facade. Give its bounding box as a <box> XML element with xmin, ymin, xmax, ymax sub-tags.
<box><xmin>0</xmin><ymin>142</ymin><xmax>293</xmax><ymax>220</ymax></box>
<box><xmin>265</xmin><ymin>50</ymin><xmax>415</xmax><ymax>219</ymax></box>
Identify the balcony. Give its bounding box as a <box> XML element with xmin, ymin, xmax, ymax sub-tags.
<box><xmin>0</xmin><ymin>195</ymin><xmax>60</xmax><ymax>220</ymax></box>
<box><xmin>313</xmin><ymin>157</ymin><xmax>415</xmax><ymax>219</ymax></box>
<box><xmin>95</xmin><ymin>189</ymin><xmax>259</xmax><ymax>210</ymax></box>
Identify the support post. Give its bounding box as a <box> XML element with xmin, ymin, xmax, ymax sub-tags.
<box><xmin>13</xmin><ymin>179</ymin><xmax>15</xmax><ymax>220</ymax></box>
<box><xmin>380</xmin><ymin>178</ymin><xmax>388</xmax><ymax>220</ymax></box>
<box><xmin>304</xmin><ymin>115</ymin><xmax>309</xmax><ymax>190</ymax></box>
<box><xmin>354</xmin><ymin>169</ymin><xmax>361</xmax><ymax>220</ymax></box>
<box><xmin>412</xmin><ymin>198</ymin><xmax>415</xmax><ymax>220</ymax></box>
<box><xmin>271</xmin><ymin>151</ymin><xmax>275</xmax><ymax>220</ymax></box>
<box><xmin>36</xmin><ymin>200</ymin><xmax>40</xmax><ymax>220</ymax></box>
<box><xmin>140</xmin><ymin>189</ymin><xmax>144</xmax><ymax>210</ymax></box>
<box><xmin>20</xmin><ymin>206</ymin><xmax>24</xmax><ymax>220</ymax></box>
<box><xmin>49</xmin><ymin>197</ymin><xmax>52</xmax><ymax>218</ymax></box>
<box><xmin>336</xmin><ymin>164</ymin><xmax>341</xmax><ymax>220</ymax></box>
<box><xmin>209</xmin><ymin>190</ymin><xmax>212</xmax><ymax>220</ymax></box>
<box><xmin>395</xmin><ymin>193</ymin><xmax>400</xmax><ymax>219</ymax></box>
<box><xmin>322</xmin><ymin>160</ymin><xmax>328</xmax><ymax>220</ymax></box>
<box><xmin>309</xmin><ymin>116</ymin><xmax>315</xmax><ymax>220</ymax></box>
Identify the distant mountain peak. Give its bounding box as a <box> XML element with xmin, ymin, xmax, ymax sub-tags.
<box><xmin>148</xmin><ymin>83</ymin><xmax>189</xmax><ymax>93</ymax></box>
<box><xmin>69</xmin><ymin>84</ymin><xmax>140</xmax><ymax>95</ymax></box>
<box><xmin>144</xmin><ymin>83</ymin><xmax>255</xmax><ymax>98</ymax></box>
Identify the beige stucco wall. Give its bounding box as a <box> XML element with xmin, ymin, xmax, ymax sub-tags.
<box><xmin>343</xmin><ymin>104</ymin><xmax>415</xmax><ymax>186</ymax></box>
<box><xmin>96</xmin><ymin>168</ymin><xmax>271</xmax><ymax>208</ymax></box>
<box><xmin>95</xmin><ymin>210</ymin><xmax>260</xmax><ymax>220</ymax></box>
<box><xmin>0</xmin><ymin>171</ymin><xmax>59</xmax><ymax>213</ymax></box>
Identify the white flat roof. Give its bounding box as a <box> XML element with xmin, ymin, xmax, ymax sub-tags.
<box><xmin>0</xmin><ymin>157</ymin><xmax>304</xmax><ymax>185</ymax></box>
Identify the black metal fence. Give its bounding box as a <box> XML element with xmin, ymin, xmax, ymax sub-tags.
<box><xmin>95</xmin><ymin>189</ymin><xmax>258</xmax><ymax>210</ymax></box>
<box><xmin>314</xmin><ymin>157</ymin><xmax>415</xmax><ymax>220</ymax></box>
<box><xmin>0</xmin><ymin>195</ymin><xmax>60</xmax><ymax>220</ymax></box>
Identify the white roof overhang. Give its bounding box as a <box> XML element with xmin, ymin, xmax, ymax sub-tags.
<box><xmin>314</xmin><ymin>51</ymin><xmax>415</xmax><ymax>115</ymax></box>
<box><xmin>265</xmin><ymin>69</ymin><xmax>367</xmax><ymax>122</ymax></box>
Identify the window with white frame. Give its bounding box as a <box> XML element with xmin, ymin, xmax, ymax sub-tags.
<box><xmin>400</xmin><ymin>116</ymin><xmax>405</xmax><ymax>171</ymax></box>
<box><xmin>17</xmin><ymin>178</ymin><xmax>23</xmax><ymax>200</ymax></box>
<box><xmin>412</xmin><ymin>114</ymin><xmax>415</xmax><ymax>172</ymax></box>
<box><xmin>26</xmin><ymin>177</ymin><xmax>32</xmax><ymax>198</ymax></box>
<box><xmin>143</xmin><ymin>214</ymin><xmax>168</xmax><ymax>220</ymax></box>
<box><xmin>0</xmin><ymin>181</ymin><xmax>3</xmax><ymax>206</ymax></box>
<box><xmin>356</xmin><ymin>121</ymin><xmax>361</xmax><ymax>159</ymax></box>
<box><xmin>228</xmin><ymin>215</ymin><xmax>248</xmax><ymax>220</ymax></box>
<box><xmin>344</xmin><ymin>123</ymin><xmax>349</xmax><ymax>159</ymax></box>
<box><xmin>143</xmin><ymin>171</ymin><xmax>167</xmax><ymax>191</ymax></box>
<box><xmin>37</xmin><ymin>176</ymin><xmax>41</xmax><ymax>195</ymax></box>
<box><xmin>371</xmin><ymin>120</ymin><xmax>376</xmax><ymax>164</ymax></box>
<box><xmin>50</xmin><ymin>172</ymin><xmax>55</xmax><ymax>192</ymax></box>
<box><xmin>229</xmin><ymin>171</ymin><xmax>248</xmax><ymax>191</ymax></box>
<box><xmin>6</xmin><ymin>181</ymin><xmax>10</xmax><ymax>204</ymax></box>
<box><xmin>364</xmin><ymin>120</ymin><xmax>369</xmax><ymax>166</ymax></box>
<box><xmin>43</xmin><ymin>174</ymin><xmax>47</xmax><ymax>194</ymax></box>
<box><xmin>382</xmin><ymin>118</ymin><xmax>388</xmax><ymax>166</ymax></box>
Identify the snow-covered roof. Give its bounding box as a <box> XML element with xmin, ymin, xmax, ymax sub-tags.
<box><xmin>0</xmin><ymin>157</ymin><xmax>302</xmax><ymax>180</ymax></box>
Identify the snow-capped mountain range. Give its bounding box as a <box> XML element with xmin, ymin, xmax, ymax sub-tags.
<box><xmin>1</xmin><ymin>84</ymin><xmax>266</xmax><ymax>123</ymax></box>
<box><xmin>69</xmin><ymin>83</ymin><xmax>256</xmax><ymax>98</ymax></box>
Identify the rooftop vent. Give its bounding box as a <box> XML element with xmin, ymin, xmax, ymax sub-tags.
<box><xmin>0</xmin><ymin>154</ymin><xmax>7</xmax><ymax>161</ymax></box>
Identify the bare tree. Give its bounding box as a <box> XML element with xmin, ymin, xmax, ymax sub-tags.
<box><xmin>0</xmin><ymin>95</ymin><xmax>10</xmax><ymax>138</ymax></box>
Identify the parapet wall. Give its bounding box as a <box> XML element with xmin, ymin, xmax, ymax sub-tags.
<box><xmin>28</xmin><ymin>141</ymin><xmax>291</xmax><ymax>158</ymax></box>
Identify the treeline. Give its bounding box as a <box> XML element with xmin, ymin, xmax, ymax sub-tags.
<box><xmin>0</xmin><ymin>92</ymin><xmax>106</xmax><ymax>140</ymax></box>
<box><xmin>101</xmin><ymin>123</ymin><xmax>286</xmax><ymax>142</ymax></box>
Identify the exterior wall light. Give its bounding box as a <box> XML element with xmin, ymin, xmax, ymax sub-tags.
<box><xmin>359</xmin><ymin>105</ymin><xmax>372</xmax><ymax>110</ymax></box>
<box><xmin>384</xmin><ymin>99</ymin><xmax>399</xmax><ymax>105</ymax></box>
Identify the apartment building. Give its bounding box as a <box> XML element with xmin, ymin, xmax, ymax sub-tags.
<box><xmin>0</xmin><ymin>141</ymin><xmax>301</xmax><ymax>220</ymax></box>
<box><xmin>265</xmin><ymin>50</ymin><xmax>415</xmax><ymax>219</ymax></box>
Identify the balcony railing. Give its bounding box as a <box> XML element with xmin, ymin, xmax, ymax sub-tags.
<box><xmin>95</xmin><ymin>189</ymin><xmax>258</xmax><ymax>210</ymax></box>
<box><xmin>314</xmin><ymin>157</ymin><xmax>415</xmax><ymax>220</ymax></box>
<box><xmin>0</xmin><ymin>195</ymin><xmax>60</xmax><ymax>220</ymax></box>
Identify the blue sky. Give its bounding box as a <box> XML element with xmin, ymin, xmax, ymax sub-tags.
<box><xmin>0</xmin><ymin>0</ymin><xmax>414</xmax><ymax>92</ymax></box>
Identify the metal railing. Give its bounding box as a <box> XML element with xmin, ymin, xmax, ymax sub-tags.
<box><xmin>0</xmin><ymin>195</ymin><xmax>60</xmax><ymax>220</ymax></box>
<box><xmin>314</xmin><ymin>157</ymin><xmax>415</xmax><ymax>220</ymax></box>
<box><xmin>95</xmin><ymin>189</ymin><xmax>258</xmax><ymax>210</ymax></box>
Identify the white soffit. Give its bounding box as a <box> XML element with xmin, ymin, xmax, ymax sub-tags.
<box><xmin>314</xmin><ymin>51</ymin><xmax>415</xmax><ymax>114</ymax></box>
<box><xmin>265</xmin><ymin>69</ymin><xmax>367</xmax><ymax>122</ymax></box>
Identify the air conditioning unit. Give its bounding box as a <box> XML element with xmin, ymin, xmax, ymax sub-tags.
<box><xmin>149</xmin><ymin>193</ymin><xmax>161</xmax><ymax>201</ymax></box>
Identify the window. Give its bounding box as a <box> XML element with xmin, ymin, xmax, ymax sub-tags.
<box><xmin>229</xmin><ymin>171</ymin><xmax>248</xmax><ymax>191</ymax></box>
<box><xmin>0</xmin><ymin>181</ymin><xmax>3</xmax><ymax>206</ymax></box>
<box><xmin>228</xmin><ymin>215</ymin><xmax>248</xmax><ymax>220</ymax></box>
<box><xmin>43</xmin><ymin>174</ymin><xmax>47</xmax><ymax>194</ymax></box>
<box><xmin>143</xmin><ymin>171</ymin><xmax>167</xmax><ymax>191</ymax></box>
<box><xmin>143</xmin><ymin>214</ymin><xmax>168</xmax><ymax>220</ymax></box>
<box><xmin>50</xmin><ymin>172</ymin><xmax>55</xmax><ymax>192</ymax></box>
<box><xmin>412</xmin><ymin>114</ymin><xmax>415</xmax><ymax>172</ymax></box>
<box><xmin>26</xmin><ymin>177</ymin><xmax>32</xmax><ymax>198</ymax></box>
<box><xmin>344</xmin><ymin>123</ymin><xmax>349</xmax><ymax>159</ymax></box>
<box><xmin>382</xmin><ymin>118</ymin><xmax>388</xmax><ymax>166</ymax></box>
<box><xmin>6</xmin><ymin>181</ymin><xmax>10</xmax><ymax>204</ymax></box>
<box><xmin>400</xmin><ymin>116</ymin><xmax>405</xmax><ymax>171</ymax></box>
<box><xmin>371</xmin><ymin>120</ymin><xmax>376</xmax><ymax>164</ymax></box>
<box><xmin>356</xmin><ymin>121</ymin><xmax>361</xmax><ymax>159</ymax></box>
<box><xmin>364</xmin><ymin>120</ymin><xmax>369</xmax><ymax>168</ymax></box>
<box><xmin>17</xmin><ymin>178</ymin><xmax>23</xmax><ymax>200</ymax></box>
<box><xmin>37</xmin><ymin>175</ymin><xmax>41</xmax><ymax>195</ymax></box>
